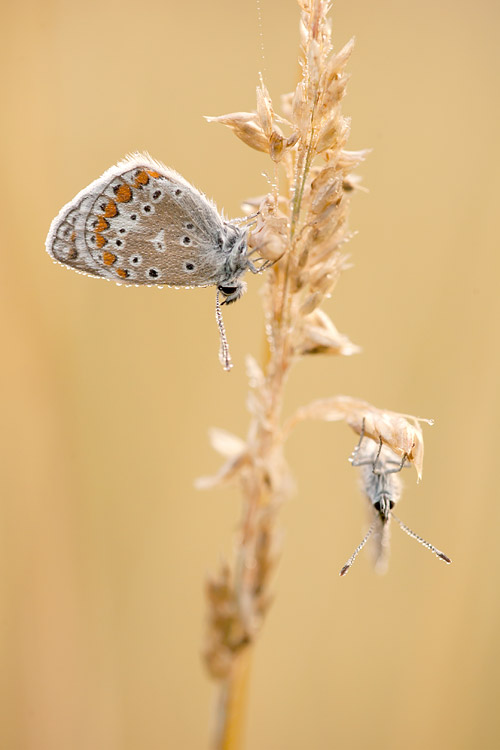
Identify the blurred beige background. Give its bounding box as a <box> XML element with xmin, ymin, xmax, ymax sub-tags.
<box><xmin>1</xmin><ymin>0</ymin><xmax>499</xmax><ymax>748</ymax></box>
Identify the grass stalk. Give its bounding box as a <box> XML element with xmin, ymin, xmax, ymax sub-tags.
<box><xmin>200</xmin><ymin>1</ymin><xmax>432</xmax><ymax>747</ymax></box>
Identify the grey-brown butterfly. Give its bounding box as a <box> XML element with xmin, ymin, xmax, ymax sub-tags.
<box><xmin>339</xmin><ymin>425</ymin><xmax>452</xmax><ymax>576</ymax></box>
<box><xmin>46</xmin><ymin>152</ymin><xmax>265</xmax><ymax>370</ymax></box>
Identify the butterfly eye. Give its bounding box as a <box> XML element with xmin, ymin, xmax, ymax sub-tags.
<box><xmin>218</xmin><ymin>281</ymin><xmax>246</xmax><ymax>305</ymax></box>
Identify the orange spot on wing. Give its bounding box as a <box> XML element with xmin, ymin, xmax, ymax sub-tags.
<box><xmin>116</xmin><ymin>268</ymin><xmax>129</xmax><ymax>279</ymax></box>
<box><xmin>134</xmin><ymin>170</ymin><xmax>149</xmax><ymax>186</ymax></box>
<box><xmin>147</xmin><ymin>170</ymin><xmax>160</xmax><ymax>178</ymax></box>
<box><xmin>103</xmin><ymin>251</ymin><xmax>116</xmax><ymax>265</ymax></box>
<box><xmin>116</xmin><ymin>184</ymin><xmax>132</xmax><ymax>203</ymax></box>
<box><xmin>70</xmin><ymin>231</ymin><xmax>76</xmax><ymax>241</ymax></box>
<box><xmin>95</xmin><ymin>216</ymin><xmax>109</xmax><ymax>232</ymax></box>
<box><xmin>95</xmin><ymin>233</ymin><xmax>107</xmax><ymax>248</ymax></box>
<box><xmin>104</xmin><ymin>200</ymin><xmax>118</xmax><ymax>218</ymax></box>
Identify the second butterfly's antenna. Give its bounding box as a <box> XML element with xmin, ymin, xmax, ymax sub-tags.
<box><xmin>392</xmin><ymin>514</ymin><xmax>452</xmax><ymax>564</ymax></box>
<box><xmin>339</xmin><ymin>521</ymin><xmax>377</xmax><ymax>576</ymax></box>
<box><xmin>215</xmin><ymin>290</ymin><xmax>232</xmax><ymax>372</ymax></box>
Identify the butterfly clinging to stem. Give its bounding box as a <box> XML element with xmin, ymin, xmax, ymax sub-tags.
<box><xmin>46</xmin><ymin>153</ymin><xmax>269</xmax><ymax>370</ymax></box>
<box><xmin>340</xmin><ymin>421</ymin><xmax>452</xmax><ymax>576</ymax></box>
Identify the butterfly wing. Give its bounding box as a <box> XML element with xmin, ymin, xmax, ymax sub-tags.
<box><xmin>46</xmin><ymin>153</ymin><xmax>229</xmax><ymax>287</ymax></box>
<box><xmin>370</xmin><ymin>513</ymin><xmax>391</xmax><ymax>574</ymax></box>
<box><xmin>46</xmin><ymin>189</ymin><xmax>105</xmax><ymax>278</ymax></box>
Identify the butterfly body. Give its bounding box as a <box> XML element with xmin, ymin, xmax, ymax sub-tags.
<box><xmin>339</xmin><ymin>431</ymin><xmax>451</xmax><ymax>576</ymax></box>
<box><xmin>358</xmin><ymin>446</ymin><xmax>401</xmax><ymax>521</ymax></box>
<box><xmin>46</xmin><ymin>153</ymin><xmax>250</xmax><ymax>301</ymax></box>
<box><xmin>352</xmin><ymin>443</ymin><xmax>402</xmax><ymax>572</ymax></box>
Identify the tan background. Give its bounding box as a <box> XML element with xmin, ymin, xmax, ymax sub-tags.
<box><xmin>1</xmin><ymin>0</ymin><xmax>499</xmax><ymax>748</ymax></box>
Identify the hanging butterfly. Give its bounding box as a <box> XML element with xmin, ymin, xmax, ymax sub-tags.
<box><xmin>46</xmin><ymin>153</ymin><xmax>267</xmax><ymax>370</ymax></box>
<box><xmin>340</xmin><ymin>423</ymin><xmax>452</xmax><ymax>576</ymax></box>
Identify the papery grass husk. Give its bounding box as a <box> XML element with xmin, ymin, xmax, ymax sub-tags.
<box><xmin>200</xmin><ymin>1</ymin><xmax>433</xmax><ymax>748</ymax></box>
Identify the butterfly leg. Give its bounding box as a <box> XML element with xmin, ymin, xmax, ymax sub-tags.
<box><xmin>349</xmin><ymin>418</ymin><xmax>366</xmax><ymax>465</ymax></box>
<box><xmin>228</xmin><ymin>212</ymin><xmax>260</xmax><ymax>226</ymax></box>
<box><xmin>350</xmin><ymin>421</ymin><xmax>383</xmax><ymax>468</ymax></box>
<box><xmin>247</xmin><ymin>258</ymin><xmax>277</xmax><ymax>274</ymax></box>
<box><xmin>374</xmin><ymin>453</ymin><xmax>409</xmax><ymax>475</ymax></box>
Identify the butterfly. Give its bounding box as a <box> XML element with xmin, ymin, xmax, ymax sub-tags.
<box><xmin>340</xmin><ymin>424</ymin><xmax>451</xmax><ymax>576</ymax></box>
<box><xmin>46</xmin><ymin>152</ymin><xmax>265</xmax><ymax>369</ymax></box>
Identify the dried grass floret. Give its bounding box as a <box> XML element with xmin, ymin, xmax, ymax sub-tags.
<box><xmin>288</xmin><ymin>395</ymin><xmax>433</xmax><ymax>480</ymax></box>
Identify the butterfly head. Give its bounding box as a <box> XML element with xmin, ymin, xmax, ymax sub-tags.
<box><xmin>217</xmin><ymin>280</ymin><xmax>247</xmax><ymax>305</ymax></box>
<box><xmin>373</xmin><ymin>495</ymin><xmax>394</xmax><ymax>523</ymax></box>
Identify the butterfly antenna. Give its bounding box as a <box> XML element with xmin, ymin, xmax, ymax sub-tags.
<box><xmin>339</xmin><ymin>521</ymin><xmax>377</xmax><ymax>577</ymax></box>
<box><xmin>215</xmin><ymin>290</ymin><xmax>233</xmax><ymax>372</ymax></box>
<box><xmin>392</xmin><ymin>513</ymin><xmax>451</xmax><ymax>564</ymax></box>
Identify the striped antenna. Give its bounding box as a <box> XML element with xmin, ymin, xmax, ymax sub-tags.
<box><xmin>392</xmin><ymin>514</ymin><xmax>451</xmax><ymax>564</ymax></box>
<box><xmin>215</xmin><ymin>290</ymin><xmax>232</xmax><ymax>372</ymax></box>
<box><xmin>340</xmin><ymin>521</ymin><xmax>377</xmax><ymax>577</ymax></box>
